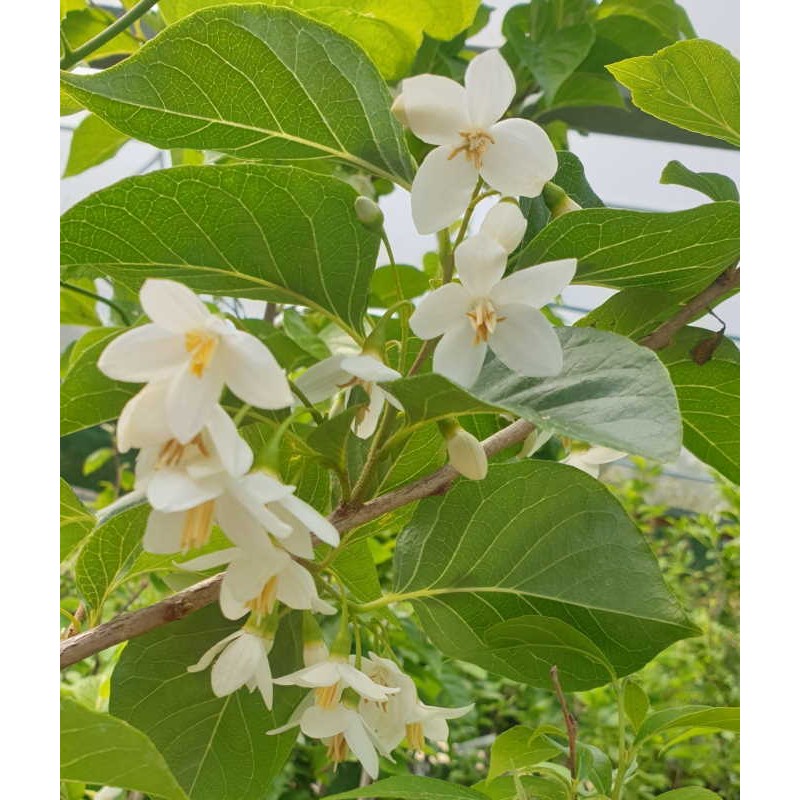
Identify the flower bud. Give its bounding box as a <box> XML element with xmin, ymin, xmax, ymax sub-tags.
<box><xmin>542</xmin><ymin>182</ymin><xmax>581</xmax><ymax>219</ymax></box>
<box><xmin>354</xmin><ymin>196</ymin><xmax>384</xmax><ymax>231</ymax></box>
<box><xmin>390</xmin><ymin>92</ymin><xmax>408</xmax><ymax>127</ymax></box>
<box><xmin>302</xmin><ymin>612</ymin><xmax>330</xmax><ymax>666</ymax></box>
<box><xmin>479</xmin><ymin>200</ymin><xmax>526</xmax><ymax>254</ymax></box>
<box><xmin>439</xmin><ymin>420</ymin><xmax>487</xmax><ymax>480</ymax></box>
<box><xmin>517</xmin><ymin>426</ymin><xmax>552</xmax><ymax>459</ymax></box>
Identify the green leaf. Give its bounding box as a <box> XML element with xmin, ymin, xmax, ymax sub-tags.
<box><xmin>576</xmin><ymin>742</ymin><xmax>613</xmax><ymax>794</ymax></box>
<box><xmin>110</xmin><ymin>606</ymin><xmax>305</xmax><ymax>800</ymax></box>
<box><xmin>517</xmin><ymin>202</ymin><xmax>740</xmax><ymax>295</ymax></box>
<box><xmin>329</xmin><ymin>538</ymin><xmax>382</xmax><ymax>602</ymax></box>
<box><xmin>595</xmin><ymin>0</ymin><xmax>696</xmax><ymax>42</ymax></box>
<box><xmin>327</xmin><ymin>776</ymin><xmax>489</xmax><ymax>799</ymax></box>
<box><xmin>473</xmin><ymin>774</ymin><xmax>569</xmax><ymax>800</ymax></box>
<box><xmin>60</xmin><ymin>278</ymin><xmax>101</xmax><ymax>326</ymax></box>
<box><xmin>484</xmin><ymin>616</ymin><xmax>616</xmax><ymax>688</ymax></box>
<box><xmin>61</xmin><ymin>165</ymin><xmax>381</xmax><ymax>335</ymax></box>
<box><xmin>624</xmin><ymin>680</ymin><xmax>651</xmax><ymax>730</ymax></box>
<box><xmin>487</xmin><ymin>725</ymin><xmax>562</xmax><ymax>781</ymax></box>
<box><xmin>60</xmin><ymin>479</ymin><xmax>95</xmax><ymax>563</ymax></box>
<box><xmin>74</xmin><ymin>504</ymin><xmax>149</xmax><ymax>614</ymax></box>
<box><xmin>61</xmin><ymin>8</ymin><xmax>140</xmax><ymax>61</ymax></box>
<box><xmin>634</xmin><ymin>705</ymin><xmax>739</xmax><ymax>745</ymax></box>
<box><xmin>549</xmin><ymin>71</ymin><xmax>626</xmax><ymax>110</ymax></box>
<box><xmin>61</xmin><ymin>86</ymin><xmax>83</xmax><ymax>116</ymax></box>
<box><xmin>392</xmin><ymin>461</ymin><xmax>697</xmax><ymax>690</ymax></box>
<box><xmin>531</xmin><ymin>24</ymin><xmax>596</xmax><ymax>100</ymax></box>
<box><xmin>654</xmin><ymin>788</ymin><xmax>722</xmax><ymax>799</ymax></box>
<box><xmin>159</xmin><ymin>0</ymin><xmax>479</xmax><ymax>81</ymax></box>
<box><xmin>61</xmin><ymin>696</ymin><xmax>188</xmax><ymax>800</ymax></box>
<box><xmin>60</xmin><ymin>6</ymin><xmax>413</xmax><ymax>184</ymax></box>
<box><xmin>658</xmin><ymin>328</ymin><xmax>740</xmax><ymax>483</ymax></box>
<box><xmin>282</xmin><ymin>309</ymin><xmax>331</xmax><ymax>361</ymax></box>
<box><xmin>389</xmin><ymin>327</ymin><xmax>682</xmax><ymax>462</ymax></box>
<box><xmin>63</xmin><ymin>114</ymin><xmax>130</xmax><ymax>177</ymax></box>
<box><xmin>61</xmin><ymin>327</ymin><xmax>137</xmax><ymax>437</ymax></box>
<box><xmin>660</xmin><ymin>160</ymin><xmax>739</xmax><ymax>202</ymax></box>
<box><xmin>376</xmin><ymin>423</ymin><xmax>446</xmax><ymax>494</ymax></box>
<box><xmin>370</xmin><ymin>264</ymin><xmax>431</xmax><ymax>308</ymax></box>
<box><xmin>82</xmin><ymin>447</ymin><xmax>115</xmax><ymax>476</ymax></box>
<box><xmin>576</xmin><ymin>287</ymin><xmax>684</xmax><ymax>340</ymax></box>
<box><xmin>607</xmin><ymin>40</ymin><xmax>740</xmax><ymax>147</ymax></box>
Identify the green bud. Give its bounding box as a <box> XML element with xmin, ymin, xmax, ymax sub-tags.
<box><xmin>354</xmin><ymin>196</ymin><xmax>384</xmax><ymax>231</ymax></box>
<box><xmin>542</xmin><ymin>182</ymin><xmax>582</xmax><ymax>219</ymax></box>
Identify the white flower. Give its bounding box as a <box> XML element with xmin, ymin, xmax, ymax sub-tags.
<box><xmin>98</xmin><ymin>279</ymin><xmax>293</xmax><ymax>442</ymax></box>
<box><xmin>269</xmin><ymin>696</ymin><xmax>382</xmax><ymax>779</ymax></box>
<box><xmin>294</xmin><ymin>353</ymin><xmax>402</xmax><ymax>439</ymax></box>
<box><xmin>178</xmin><ymin>542</ymin><xmax>336</xmax><ymax>618</ymax></box>
<box><xmin>443</xmin><ymin>426</ymin><xmax>487</xmax><ymax>480</ymax></box>
<box><xmin>273</xmin><ymin>657</ymin><xmax>399</xmax><ymax>707</ymax></box>
<box><xmin>188</xmin><ymin>628</ymin><xmax>275</xmax><ymax>708</ymax></box>
<box><xmin>392</xmin><ymin>49</ymin><xmax>557</xmax><ymax>234</ymax></box>
<box><xmin>409</xmin><ymin>236</ymin><xmax>576</xmax><ymax>387</ymax></box>
<box><xmin>563</xmin><ymin>446</ymin><xmax>626</xmax><ymax>478</ymax></box>
<box><xmin>359</xmin><ymin>654</ymin><xmax>472</xmax><ymax>753</ymax></box>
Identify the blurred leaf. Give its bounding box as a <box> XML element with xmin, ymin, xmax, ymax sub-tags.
<box><xmin>60</xmin><ymin>279</ymin><xmax>101</xmax><ymax>326</ymax></box>
<box><xmin>327</xmin><ymin>776</ymin><xmax>489</xmax><ymax>799</ymax></box>
<box><xmin>624</xmin><ymin>680</ymin><xmax>651</xmax><ymax>730</ymax></box>
<box><xmin>576</xmin><ymin>287</ymin><xmax>683</xmax><ymax>340</ymax></box>
<box><xmin>63</xmin><ymin>114</ymin><xmax>130</xmax><ymax>177</ymax></box>
<box><xmin>660</xmin><ymin>160</ymin><xmax>739</xmax><ymax>202</ymax></box>
<box><xmin>634</xmin><ymin>705</ymin><xmax>739</xmax><ymax>745</ymax></box>
<box><xmin>370</xmin><ymin>264</ymin><xmax>431</xmax><ymax>308</ymax></box>
<box><xmin>61</xmin><ymin>8</ymin><xmax>140</xmax><ymax>60</ymax></box>
<box><xmin>487</xmin><ymin>725</ymin><xmax>563</xmax><ymax>781</ymax></box>
<box><xmin>654</xmin><ymin>790</ymin><xmax>722</xmax><ymax>800</ymax></box>
<box><xmin>82</xmin><ymin>447</ymin><xmax>115</xmax><ymax>476</ymax></box>
<box><xmin>282</xmin><ymin>308</ymin><xmax>331</xmax><ymax>361</ymax></box>
<box><xmin>61</xmin><ymin>479</ymin><xmax>95</xmax><ymax>563</ymax></box>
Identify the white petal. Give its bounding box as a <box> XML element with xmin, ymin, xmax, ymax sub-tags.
<box><xmin>454</xmin><ymin>234</ymin><xmax>507</xmax><ymax>297</ymax></box>
<box><xmin>166</xmin><ymin>361</ymin><xmax>226</xmax><ymax>443</ymax></box>
<box><xmin>409</xmin><ymin>283</ymin><xmax>471</xmax><ymax>340</ymax></box>
<box><xmin>583</xmin><ymin>446</ymin><xmax>626</xmax><ymax>466</ymax></box>
<box><xmin>411</xmin><ymin>145</ymin><xmax>479</xmax><ymax>235</ymax></box>
<box><xmin>344</xmin><ymin>718</ymin><xmax>380</xmax><ymax>779</ymax></box>
<box><xmin>267</xmin><ymin>694</ymin><xmax>314</xmax><ymax>734</ymax></box>
<box><xmin>339</xmin><ymin>664</ymin><xmax>399</xmax><ymax>702</ymax></box>
<box><xmin>210</xmin><ymin>633</ymin><xmax>262</xmax><ymax>696</ymax></box>
<box><xmin>142</xmin><ymin>509</ymin><xmax>185</xmax><ymax>554</ymax></box>
<box><xmin>563</xmin><ymin>454</ymin><xmax>600</xmax><ymax>477</ymax></box>
<box><xmin>490</xmin><ymin>259</ymin><xmax>577</xmax><ymax>309</ymax></box>
<box><xmin>279</xmin><ymin>524</ymin><xmax>315</xmax><ymax>559</ymax></box>
<box><xmin>340</xmin><ymin>355</ymin><xmax>401</xmax><ymax>383</ymax></box>
<box><xmin>276</xmin><ymin>561</ymin><xmax>320</xmax><ymax>611</ymax></box>
<box><xmin>146</xmin><ymin>469</ymin><xmax>222</xmax><ymax>512</ymax></box>
<box><xmin>480</xmin><ymin>201</ymin><xmax>527</xmax><ymax>254</ymax></box>
<box><xmin>422</xmin><ymin>717</ymin><xmax>449</xmax><ymax>742</ymax></box>
<box><xmin>253</xmin><ymin>655</ymin><xmax>274</xmax><ymax>709</ymax></box>
<box><xmin>226</xmin><ymin>551</ymin><xmax>283</xmax><ymax>602</ymax></box>
<box><xmin>417</xmin><ymin>701</ymin><xmax>474</xmax><ymax>722</ymax></box>
<box><xmin>464</xmin><ymin>49</ymin><xmax>516</xmax><ymax>129</ymax></box>
<box><xmin>187</xmin><ymin>630</ymin><xmax>242</xmax><ymax>673</ymax></box>
<box><xmin>222</xmin><ymin>330</ymin><xmax>293</xmax><ymax>409</ymax></box>
<box><xmin>311</xmin><ymin>595</ymin><xmax>337</xmax><ymax>615</ymax></box>
<box><xmin>214</xmin><ymin>491</ymin><xmax>276</xmax><ymax>555</ymax></box>
<box><xmin>481</xmin><ymin>118</ymin><xmax>558</xmax><ymax>198</ymax></box>
<box><xmin>352</xmin><ymin>387</ymin><xmax>384</xmax><ymax>440</ymax></box>
<box><xmin>433</xmin><ymin>319</ymin><xmax>487</xmax><ymax>388</ymax></box>
<box><xmin>489</xmin><ymin>305</ymin><xmax>564</xmax><ymax>377</ymax></box>
<box><xmin>447</xmin><ymin>429</ymin><xmax>488</xmax><ymax>480</ymax></box>
<box><xmin>294</xmin><ymin>355</ymin><xmax>349</xmax><ymax>404</ymax></box>
<box><xmin>279</xmin><ymin>494</ymin><xmax>340</xmax><ymax>547</ymax></box>
<box><xmin>97</xmin><ymin>324</ymin><xmax>186</xmax><ymax>382</ymax></box>
<box><xmin>229</xmin><ymin>482</ymin><xmax>294</xmax><ymax>539</ymax></box>
<box><xmin>204</xmin><ymin>404</ymin><xmax>253</xmax><ymax>477</ymax></box>
<box><xmin>300</xmin><ymin>705</ymin><xmax>350</xmax><ymax>738</ymax></box>
<box><xmin>176</xmin><ymin>547</ymin><xmax>239</xmax><ymax>572</ymax></box>
<box><xmin>140</xmin><ymin>278</ymin><xmax>209</xmax><ymax>333</ymax></box>
<box><xmin>395</xmin><ymin>74</ymin><xmax>469</xmax><ymax>145</ymax></box>
<box><xmin>219</xmin><ymin>582</ymin><xmax>250</xmax><ymax>619</ymax></box>
<box><xmin>274</xmin><ymin>661</ymin><xmax>340</xmax><ymax>688</ymax></box>
<box><xmin>116</xmin><ymin>382</ymin><xmax>172</xmax><ymax>453</ymax></box>
<box><xmin>239</xmin><ymin>472</ymin><xmax>295</xmax><ymax>504</ymax></box>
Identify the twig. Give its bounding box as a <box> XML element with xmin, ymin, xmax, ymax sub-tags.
<box><xmin>60</xmin><ymin>0</ymin><xmax>159</xmax><ymax>69</ymax></box>
<box><xmin>60</xmin><ymin>419</ymin><xmax>534</xmax><ymax>669</ymax></box>
<box><xmin>551</xmin><ymin>665</ymin><xmax>578</xmax><ymax>782</ymax></box>
<box><xmin>62</xmin><ymin>602</ymin><xmax>86</xmax><ymax>640</ymax></box>
<box><xmin>639</xmin><ymin>265</ymin><xmax>739</xmax><ymax>350</ymax></box>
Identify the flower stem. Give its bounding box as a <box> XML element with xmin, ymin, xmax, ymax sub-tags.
<box><xmin>611</xmin><ymin>679</ymin><xmax>633</xmax><ymax>800</ymax></box>
<box><xmin>60</xmin><ymin>0</ymin><xmax>159</xmax><ymax>69</ymax></box>
<box><xmin>289</xmin><ymin>379</ymin><xmax>324</xmax><ymax>425</ymax></box>
<box><xmin>60</xmin><ymin>280</ymin><xmax>132</xmax><ymax>326</ymax></box>
<box><xmin>381</xmin><ymin>231</ymin><xmax>410</xmax><ymax>370</ymax></box>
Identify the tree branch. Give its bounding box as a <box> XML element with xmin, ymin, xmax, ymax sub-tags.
<box><xmin>60</xmin><ymin>265</ymin><xmax>739</xmax><ymax>669</ymax></box>
<box><xmin>639</xmin><ymin>265</ymin><xmax>739</xmax><ymax>350</ymax></box>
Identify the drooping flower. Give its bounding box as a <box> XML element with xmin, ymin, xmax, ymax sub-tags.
<box><xmin>358</xmin><ymin>653</ymin><xmax>472</xmax><ymax>753</ymax></box>
<box><xmin>439</xmin><ymin>420</ymin><xmax>487</xmax><ymax>480</ymax></box>
<box><xmin>409</xmin><ymin>236</ymin><xmax>577</xmax><ymax>387</ymax></box>
<box><xmin>294</xmin><ymin>353</ymin><xmax>401</xmax><ymax>439</ymax></box>
<box><xmin>98</xmin><ymin>279</ymin><xmax>293</xmax><ymax>442</ymax></box>
<box><xmin>563</xmin><ymin>445</ymin><xmax>626</xmax><ymax>478</ymax></box>
<box><xmin>188</xmin><ymin>624</ymin><xmax>276</xmax><ymax>709</ymax></box>
<box><xmin>391</xmin><ymin>49</ymin><xmax>557</xmax><ymax>234</ymax></box>
<box><xmin>178</xmin><ymin>542</ymin><xmax>336</xmax><ymax>619</ymax></box>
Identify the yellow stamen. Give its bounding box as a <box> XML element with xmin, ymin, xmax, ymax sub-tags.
<box><xmin>245</xmin><ymin>576</ymin><xmax>279</xmax><ymax>619</ymax></box>
<box><xmin>156</xmin><ymin>434</ymin><xmax>208</xmax><ymax>468</ymax></box>
<box><xmin>466</xmin><ymin>299</ymin><xmax>505</xmax><ymax>344</ymax></box>
<box><xmin>315</xmin><ymin>683</ymin><xmax>341</xmax><ymax>709</ymax></box>
<box><xmin>406</xmin><ymin>722</ymin><xmax>425</xmax><ymax>750</ymax></box>
<box><xmin>180</xmin><ymin>500</ymin><xmax>215</xmax><ymax>551</ymax></box>
<box><xmin>184</xmin><ymin>330</ymin><xmax>219</xmax><ymax>378</ymax></box>
<box><xmin>326</xmin><ymin>733</ymin><xmax>349</xmax><ymax>766</ymax></box>
<box><xmin>448</xmin><ymin>129</ymin><xmax>495</xmax><ymax>169</ymax></box>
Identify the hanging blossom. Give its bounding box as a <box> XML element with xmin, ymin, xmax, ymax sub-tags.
<box><xmin>98</xmin><ymin>279</ymin><xmax>293</xmax><ymax>442</ymax></box>
<box><xmin>188</xmin><ymin>619</ymin><xmax>277</xmax><ymax>709</ymax></box>
<box><xmin>563</xmin><ymin>445</ymin><xmax>626</xmax><ymax>478</ymax></box>
<box><xmin>294</xmin><ymin>352</ymin><xmax>402</xmax><ymax>439</ymax></box>
<box><xmin>409</xmin><ymin>206</ymin><xmax>577</xmax><ymax>387</ymax></box>
<box><xmin>358</xmin><ymin>653</ymin><xmax>473</xmax><ymax>754</ymax></box>
<box><xmin>392</xmin><ymin>49</ymin><xmax>557</xmax><ymax>234</ymax></box>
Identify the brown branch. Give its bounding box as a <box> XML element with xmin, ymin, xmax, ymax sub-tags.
<box><xmin>639</xmin><ymin>265</ymin><xmax>739</xmax><ymax>350</ymax></box>
<box><xmin>60</xmin><ymin>419</ymin><xmax>534</xmax><ymax>670</ymax></box>
<box><xmin>551</xmin><ymin>665</ymin><xmax>578</xmax><ymax>781</ymax></box>
<box><xmin>60</xmin><ymin>263</ymin><xmax>739</xmax><ymax>670</ymax></box>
